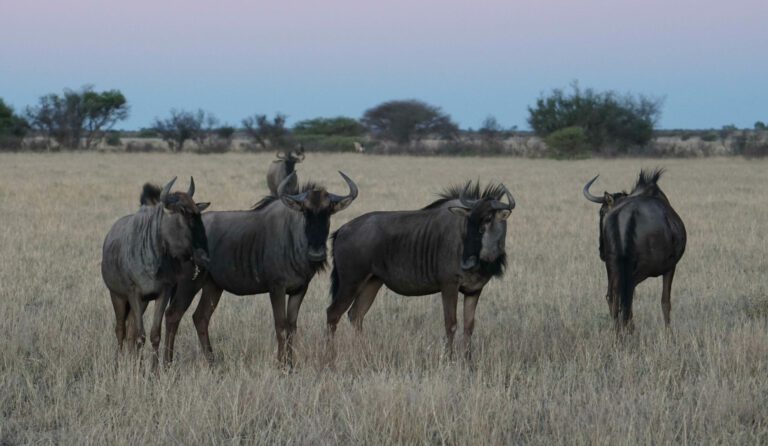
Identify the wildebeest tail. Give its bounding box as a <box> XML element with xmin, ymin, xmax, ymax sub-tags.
<box><xmin>616</xmin><ymin>211</ymin><xmax>637</xmax><ymax>316</ymax></box>
<box><xmin>329</xmin><ymin>230</ymin><xmax>340</xmax><ymax>302</ymax></box>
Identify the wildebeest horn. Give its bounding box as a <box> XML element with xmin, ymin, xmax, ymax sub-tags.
<box><xmin>275</xmin><ymin>151</ymin><xmax>286</xmax><ymax>160</ymax></box>
<box><xmin>187</xmin><ymin>176</ymin><xmax>195</xmax><ymax>197</ymax></box>
<box><xmin>278</xmin><ymin>171</ymin><xmax>306</xmax><ymax>203</ymax></box>
<box><xmin>459</xmin><ymin>181</ymin><xmax>479</xmax><ymax>209</ymax></box>
<box><xmin>329</xmin><ymin>171</ymin><xmax>358</xmax><ymax>212</ymax></box>
<box><xmin>491</xmin><ymin>184</ymin><xmax>515</xmax><ymax>210</ymax></box>
<box><xmin>160</xmin><ymin>176</ymin><xmax>177</xmax><ymax>202</ymax></box>
<box><xmin>583</xmin><ymin>174</ymin><xmax>604</xmax><ymax>203</ymax></box>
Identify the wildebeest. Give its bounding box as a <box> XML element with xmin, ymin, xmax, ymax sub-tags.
<box><xmin>326</xmin><ymin>181</ymin><xmax>515</xmax><ymax>360</ymax></box>
<box><xmin>583</xmin><ymin>169</ymin><xmax>686</xmax><ymax>334</ymax></box>
<box><xmin>101</xmin><ymin>177</ymin><xmax>210</xmax><ymax>370</ymax></box>
<box><xmin>164</xmin><ymin>171</ymin><xmax>358</xmax><ymax>367</ymax></box>
<box><xmin>266</xmin><ymin>145</ymin><xmax>305</xmax><ymax>196</ymax></box>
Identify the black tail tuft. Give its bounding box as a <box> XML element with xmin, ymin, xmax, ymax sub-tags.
<box><xmin>140</xmin><ymin>183</ymin><xmax>162</xmax><ymax>206</ymax></box>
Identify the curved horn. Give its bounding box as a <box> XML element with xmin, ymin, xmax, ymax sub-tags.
<box><xmin>459</xmin><ymin>181</ymin><xmax>479</xmax><ymax>209</ymax></box>
<box><xmin>583</xmin><ymin>174</ymin><xmax>604</xmax><ymax>203</ymax></box>
<box><xmin>277</xmin><ymin>170</ymin><xmax>307</xmax><ymax>203</ymax></box>
<box><xmin>275</xmin><ymin>151</ymin><xmax>286</xmax><ymax>160</ymax></box>
<box><xmin>491</xmin><ymin>184</ymin><xmax>515</xmax><ymax>210</ymax></box>
<box><xmin>159</xmin><ymin>176</ymin><xmax>177</xmax><ymax>202</ymax></box>
<box><xmin>187</xmin><ymin>176</ymin><xmax>195</xmax><ymax>197</ymax></box>
<box><xmin>328</xmin><ymin>171</ymin><xmax>358</xmax><ymax>213</ymax></box>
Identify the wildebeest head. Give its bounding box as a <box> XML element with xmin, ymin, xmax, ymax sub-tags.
<box><xmin>447</xmin><ymin>181</ymin><xmax>515</xmax><ymax>270</ymax></box>
<box><xmin>275</xmin><ymin>145</ymin><xmax>305</xmax><ymax>166</ymax></box>
<box><xmin>278</xmin><ymin>171</ymin><xmax>358</xmax><ymax>262</ymax></box>
<box><xmin>155</xmin><ymin>177</ymin><xmax>211</xmax><ymax>269</ymax></box>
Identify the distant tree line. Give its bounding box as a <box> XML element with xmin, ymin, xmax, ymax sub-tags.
<box><xmin>3</xmin><ymin>83</ymin><xmax>767</xmax><ymax>157</ymax></box>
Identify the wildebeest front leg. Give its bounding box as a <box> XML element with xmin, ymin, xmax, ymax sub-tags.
<box><xmin>462</xmin><ymin>293</ymin><xmax>480</xmax><ymax>362</ymax></box>
<box><xmin>126</xmin><ymin>293</ymin><xmax>147</xmax><ymax>366</ymax></box>
<box><xmin>109</xmin><ymin>292</ymin><xmax>128</xmax><ymax>371</ymax></box>
<box><xmin>149</xmin><ymin>292</ymin><xmax>170</xmax><ymax>373</ymax></box>
<box><xmin>661</xmin><ymin>268</ymin><xmax>675</xmax><ymax>332</ymax></box>
<box><xmin>269</xmin><ymin>287</ymin><xmax>288</xmax><ymax>366</ymax></box>
<box><xmin>285</xmin><ymin>286</ymin><xmax>308</xmax><ymax>369</ymax></box>
<box><xmin>192</xmin><ymin>281</ymin><xmax>223</xmax><ymax>363</ymax></box>
<box><xmin>440</xmin><ymin>285</ymin><xmax>459</xmax><ymax>359</ymax></box>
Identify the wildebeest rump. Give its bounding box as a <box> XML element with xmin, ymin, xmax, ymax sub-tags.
<box><xmin>326</xmin><ymin>181</ymin><xmax>515</xmax><ymax>360</ymax></box>
<box><xmin>266</xmin><ymin>145</ymin><xmax>305</xmax><ymax>196</ymax></box>
<box><xmin>165</xmin><ymin>171</ymin><xmax>358</xmax><ymax>367</ymax></box>
<box><xmin>583</xmin><ymin>169</ymin><xmax>686</xmax><ymax>334</ymax></box>
<box><xmin>101</xmin><ymin>177</ymin><xmax>210</xmax><ymax>369</ymax></box>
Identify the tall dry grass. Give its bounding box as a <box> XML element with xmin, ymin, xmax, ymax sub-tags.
<box><xmin>0</xmin><ymin>153</ymin><xmax>766</xmax><ymax>444</ymax></box>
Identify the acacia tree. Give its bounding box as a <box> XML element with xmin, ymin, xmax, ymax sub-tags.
<box><xmin>361</xmin><ymin>100</ymin><xmax>458</xmax><ymax>144</ymax></box>
<box><xmin>242</xmin><ymin>113</ymin><xmax>290</xmax><ymax>150</ymax></box>
<box><xmin>25</xmin><ymin>86</ymin><xmax>128</xmax><ymax>150</ymax></box>
<box><xmin>153</xmin><ymin>109</ymin><xmax>205</xmax><ymax>152</ymax></box>
<box><xmin>0</xmin><ymin>99</ymin><xmax>29</xmax><ymax>150</ymax></box>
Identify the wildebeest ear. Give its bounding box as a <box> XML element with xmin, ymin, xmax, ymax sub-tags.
<box><xmin>497</xmin><ymin>209</ymin><xmax>511</xmax><ymax>220</ymax></box>
<box><xmin>449</xmin><ymin>207</ymin><xmax>471</xmax><ymax>217</ymax></box>
<box><xmin>280</xmin><ymin>195</ymin><xmax>304</xmax><ymax>212</ymax></box>
<box><xmin>196</xmin><ymin>202</ymin><xmax>211</xmax><ymax>212</ymax></box>
<box><xmin>604</xmin><ymin>192</ymin><xmax>614</xmax><ymax>208</ymax></box>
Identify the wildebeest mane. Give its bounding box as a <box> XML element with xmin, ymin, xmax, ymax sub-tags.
<box><xmin>329</xmin><ymin>230</ymin><xmax>341</xmax><ymax>301</ymax></box>
<box><xmin>252</xmin><ymin>181</ymin><xmax>324</xmax><ymax>210</ymax></box>
<box><xmin>140</xmin><ymin>183</ymin><xmax>162</xmax><ymax>206</ymax></box>
<box><xmin>422</xmin><ymin>181</ymin><xmax>507</xmax><ymax>210</ymax></box>
<box><xmin>631</xmin><ymin>168</ymin><xmax>664</xmax><ymax>196</ymax></box>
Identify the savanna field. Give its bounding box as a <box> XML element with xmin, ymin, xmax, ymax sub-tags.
<box><xmin>0</xmin><ymin>152</ymin><xmax>766</xmax><ymax>444</ymax></box>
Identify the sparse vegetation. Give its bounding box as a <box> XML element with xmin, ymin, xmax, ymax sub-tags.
<box><xmin>152</xmin><ymin>109</ymin><xmax>205</xmax><ymax>153</ymax></box>
<box><xmin>242</xmin><ymin>113</ymin><xmax>291</xmax><ymax>151</ymax></box>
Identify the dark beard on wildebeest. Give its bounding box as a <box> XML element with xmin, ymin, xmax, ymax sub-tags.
<box><xmin>462</xmin><ymin>217</ymin><xmax>506</xmax><ymax>277</ymax></box>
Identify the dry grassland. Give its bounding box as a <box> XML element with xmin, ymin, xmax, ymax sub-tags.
<box><xmin>0</xmin><ymin>152</ymin><xmax>766</xmax><ymax>444</ymax></box>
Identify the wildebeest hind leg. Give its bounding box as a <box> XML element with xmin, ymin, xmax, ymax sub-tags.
<box><xmin>661</xmin><ymin>268</ymin><xmax>675</xmax><ymax>332</ymax></box>
<box><xmin>440</xmin><ymin>286</ymin><xmax>459</xmax><ymax>359</ymax></box>
<box><xmin>347</xmin><ymin>278</ymin><xmax>383</xmax><ymax>332</ymax></box>
<box><xmin>192</xmin><ymin>281</ymin><xmax>223</xmax><ymax>363</ymax></box>
<box><xmin>286</xmin><ymin>285</ymin><xmax>308</xmax><ymax>368</ymax></box>
<box><xmin>110</xmin><ymin>292</ymin><xmax>128</xmax><ymax>370</ymax></box>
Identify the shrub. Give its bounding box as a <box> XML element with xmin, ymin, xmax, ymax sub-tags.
<box><xmin>137</xmin><ymin>127</ymin><xmax>158</xmax><ymax>138</ymax></box>
<box><xmin>544</xmin><ymin>126</ymin><xmax>588</xmax><ymax>158</ymax></box>
<box><xmin>0</xmin><ymin>98</ymin><xmax>29</xmax><ymax>150</ymax></box>
<box><xmin>105</xmin><ymin>131</ymin><xmax>121</xmax><ymax>146</ymax></box>
<box><xmin>242</xmin><ymin>113</ymin><xmax>291</xmax><ymax>150</ymax></box>
<box><xmin>700</xmin><ymin>132</ymin><xmax>718</xmax><ymax>142</ymax></box>
<box><xmin>125</xmin><ymin>141</ymin><xmax>163</xmax><ymax>152</ymax></box>
<box><xmin>527</xmin><ymin>82</ymin><xmax>662</xmax><ymax>153</ymax></box>
<box><xmin>293</xmin><ymin>117</ymin><xmax>365</xmax><ymax>137</ymax></box>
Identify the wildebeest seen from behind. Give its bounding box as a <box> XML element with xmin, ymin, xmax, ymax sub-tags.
<box><xmin>327</xmin><ymin>181</ymin><xmax>515</xmax><ymax>361</ymax></box>
<box><xmin>583</xmin><ymin>169</ymin><xmax>686</xmax><ymax>335</ymax></box>
<box><xmin>101</xmin><ymin>177</ymin><xmax>210</xmax><ymax>370</ymax></box>
<box><xmin>164</xmin><ymin>171</ymin><xmax>358</xmax><ymax>367</ymax></box>
<box><xmin>267</xmin><ymin>145</ymin><xmax>305</xmax><ymax>196</ymax></box>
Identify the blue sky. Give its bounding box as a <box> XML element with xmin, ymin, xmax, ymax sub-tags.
<box><xmin>1</xmin><ymin>0</ymin><xmax>766</xmax><ymax>130</ymax></box>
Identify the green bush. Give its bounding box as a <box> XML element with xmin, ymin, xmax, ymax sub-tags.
<box><xmin>527</xmin><ymin>82</ymin><xmax>662</xmax><ymax>153</ymax></box>
<box><xmin>105</xmin><ymin>131</ymin><xmax>121</xmax><ymax>146</ymax></box>
<box><xmin>0</xmin><ymin>98</ymin><xmax>30</xmax><ymax>150</ymax></box>
<box><xmin>700</xmin><ymin>132</ymin><xmax>718</xmax><ymax>142</ymax></box>
<box><xmin>544</xmin><ymin>126</ymin><xmax>588</xmax><ymax>158</ymax></box>
<box><xmin>294</xmin><ymin>134</ymin><xmax>358</xmax><ymax>152</ymax></box>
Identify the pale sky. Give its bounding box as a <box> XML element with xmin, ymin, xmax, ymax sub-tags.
<box><xmin>1</xmin><ymin>0</ymin><xmax>766</xmax><ymax>130</ymax></box>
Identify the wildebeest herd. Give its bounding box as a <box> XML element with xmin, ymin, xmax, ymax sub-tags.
<box><xmin>102</xmin><ymin>151</ymin><xmax>686</xmax><ymax>370</ymax></box>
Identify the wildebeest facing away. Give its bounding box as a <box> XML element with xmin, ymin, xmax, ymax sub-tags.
<box><xmin>164</xmin><ymin>171</ymin><xmax>358</xmax><ymax>367</ymax></box>
<box><xmin>583</xmin><ymin>169</ymin><xmax>686</xmax><ymax>334</ymax></box>
<box><xmin>266</xmin><ymin>145</ymin><xmax>305</xmax><ymax>196</ymax></box>
<box><xmin>101</xmin><ymin>177</ymin><xmax>210</xmax><ymax>370</ymax></box>
<box><xmin>326</xmin><ymin>181</ymin><xmax>515</xmax><ymax>361</ymax></box>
